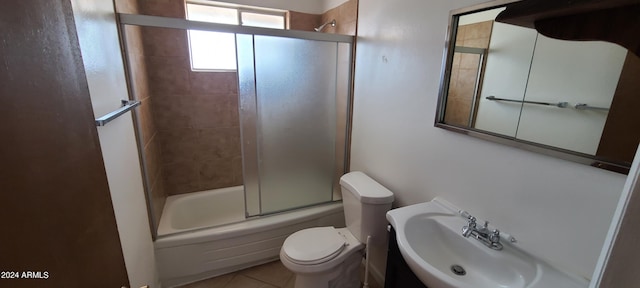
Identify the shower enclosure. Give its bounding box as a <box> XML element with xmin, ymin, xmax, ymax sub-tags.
<box><xmin>119</xmin><ymin>13</ymin><xmax>354</xmax><ymax>238</ymax></box>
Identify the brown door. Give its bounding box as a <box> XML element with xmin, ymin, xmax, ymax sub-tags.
<box><xmin>0</xmin><ymin>1</ymin><xmax>129</xmax><ymax>287</ymax></box>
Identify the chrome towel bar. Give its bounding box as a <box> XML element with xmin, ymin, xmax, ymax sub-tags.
<box><xmin>486</xmin><ymin>96</ymin><xmax>568</xmax><ymax>108</ymax></box>
<box><xmin>95</xmin><ymin>100</ymin><xmax>141</xmax><ymax>126</ymax></box>
<box><xmin>575</xmin><ymin>103</ymin><xmax>609</xmax><ymax>111</ymax></box>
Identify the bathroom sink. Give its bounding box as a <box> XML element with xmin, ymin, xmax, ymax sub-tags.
<box><xmin>386</xmin><ymin>199</ymin><xmax>589</xmax><ymax>288</ymax></box>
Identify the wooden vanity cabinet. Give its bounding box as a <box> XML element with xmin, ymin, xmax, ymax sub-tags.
<box><xmin>384</xmin><ymin>226</ymin><xmax>428</xmax><ymax>288</ymax></box>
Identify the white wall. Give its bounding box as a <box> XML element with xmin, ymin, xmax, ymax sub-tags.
<box><xmin>215</xmin><ymin>0</ymin><xmax>324</xmax><ymax>14</ymax></box>
<box><xmin>353</xmin><ymin>0</ymin><xmax>628</xmax><ymax>281</ymax></box>
<box><xmin>213</xmin><ymin>0</ymin><xmax>346</xmax><ymax>14</ymax></box>
<box><xmin>323</xmin><ymin>0</ymin><xmax>349</xmax><ymax>12</ymax></box>
<box><xmin>458</xmin><ymin>7</ymin><xmax>503</xmax><ymax>25</ymax></box>
<box><xmin>70</xmin><ymin>1</ymin><xmax>159</xmax><ymax>287</ymax></box>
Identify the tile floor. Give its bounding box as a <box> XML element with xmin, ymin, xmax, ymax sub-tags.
<box><xmin>178</xmin><ymin>260</ymin><xmax>383</xmax><ymax>288</ymax></box>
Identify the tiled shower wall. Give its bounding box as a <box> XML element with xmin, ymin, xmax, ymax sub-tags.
<box><xmin>289</xmin><ymin>0</ymin><xmax>359</xmax><ymax>35</ymax></box>
<box><xmin>145</xmin><ymin>30</ymin><xmax>243</xmax><ymax>195</ymax></box>
<box><xmin>445</xmin><ymin>20</ymin><xmax>493</xmax><ymax>126</ymax></box>
<box><xmin>320</xmin><ymin>0</ymin><xmax>358</xmax><ymax>35</ymax></box>
<box><xmin>289</xmin><ymin>11</ymin><xmax>322</xmax><ymax>31</ymax></box>
<box><xmin>136</xmin><ymin>1</ymin><xmax>243</xmax><ymax>196</ymax></box>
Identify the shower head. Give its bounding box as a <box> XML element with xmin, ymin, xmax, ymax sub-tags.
<box><xmin>314</xmin><ymin>19</ymin><xmax>336</xmax><ymax>32</ymax></box>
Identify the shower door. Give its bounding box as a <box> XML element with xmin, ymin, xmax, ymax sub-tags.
<box><xmin>238</xmin><ymin>34</ymin><xmax>352</xmax><ymax>216</ymax></box>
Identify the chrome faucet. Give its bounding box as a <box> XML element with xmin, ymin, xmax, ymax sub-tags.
<box><xmin>461</xmin><ymin>215</ymin><xmax>503</xmax><ymax>250</ymax></box>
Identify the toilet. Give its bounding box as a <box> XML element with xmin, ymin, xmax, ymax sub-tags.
<box><xmin>280</xmin><ymin>171</ymin><xmax>394</xmax><ymax>288</ymax></box>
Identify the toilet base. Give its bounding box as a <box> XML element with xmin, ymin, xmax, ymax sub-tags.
<box><xmin>293</xmin><ymin>251</ymin><xmax>363</xmax><ymax>288</ymax></box>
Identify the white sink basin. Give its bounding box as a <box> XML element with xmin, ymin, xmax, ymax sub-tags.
<box><xmin>386</xmin><ymin>198</ymin><xmax>589</xmax><ymax>288</ymax></box>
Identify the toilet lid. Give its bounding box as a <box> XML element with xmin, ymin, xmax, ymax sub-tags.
<box><xmin>283</xmin><ymin>227</ymin><xmax>346</xmax><ymax>264</ymax></box>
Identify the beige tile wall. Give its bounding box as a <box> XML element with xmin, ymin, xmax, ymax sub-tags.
<box><xmin>288</xmin><ymin>11</ymin><xmax>322</xmax><ymax>31</ymax></box>
<box><xmin>289</xmin><ymin>0</ymin><xmax>358</xmax><ymax>35</ymax></box>
<box><xmin>117</xmin><ymin>0</ymin><xmax>243</xmax><ymax>200</ymax></box>
<box><xmin>320</xmin><ymin>0</ymin><xmax>358</xmax><ymax>35</ymax></box>
<box><xmin>445</xmin><ymin>20</ymin><xmax>493</xmax><ymax>127</ymax></box>
<box><xmin>114</xmin><ymin>0</ymin><xmax>138</xmax><ymax>14</ymax></box>
<box><xmin>138</xmin><ymin>0</ymin><xmax>243</xmax><ymax>196</ymax></box>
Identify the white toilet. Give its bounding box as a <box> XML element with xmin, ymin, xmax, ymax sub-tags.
<box><xmin>280</xmin><ymin>171</ymin><xmax>394</xmax><ymax>288</ymax></box>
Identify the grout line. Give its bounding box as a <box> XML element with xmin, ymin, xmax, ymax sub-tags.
<box><xmin>218</xmin><ymin>272</ymin><xmax>236</xmax><ymax>288</ymax></box>
<box><xmin>222</xmin><ymin>274</ymin><xmax>240</xmax><ymax>288</ymax></box>
<box><xmin>284</xmin><ymin>274</ymin><xmax>295</xmax><ymax>287</ymax></box>
<box><xmin>239</xmin><ymin>274</ymin><xmax>277</xmax><ymax>287</ymax></box>
<box><xmin>238</xmin><ymin>272</ymin><xmax>289</xmax><ymax>288</ymax></box>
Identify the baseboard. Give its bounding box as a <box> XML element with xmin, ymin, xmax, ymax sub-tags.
<box><xmin>369</xmin><ymin>264</ymin><xmax>385</xmax><ymax>287</ymax></box>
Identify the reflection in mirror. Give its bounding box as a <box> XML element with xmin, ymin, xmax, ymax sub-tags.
<box><xmin>515</xmin><ymin>37</ymin><xmax>627</xmax><ymax>155</ymax></box>
<box><xmin>472</xmin><ymin>8</ymin><xmax>537</xmax><ymax>137</ymax></box>
<box><xmin>437</xmin><ymin>3</ymin><xmax>640</xmax><ymax>173</ymax></box>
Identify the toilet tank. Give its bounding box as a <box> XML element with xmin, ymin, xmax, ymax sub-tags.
<box><xmin>340</xmin><ymin>171</ymin><xmax>394</xmax><ymax>244</ymax></box>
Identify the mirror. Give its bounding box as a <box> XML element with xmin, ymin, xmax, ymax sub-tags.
<box><xmin>436</xmin><ymin>2</ymin><xmax>640</xmax><ymax>174</ymax></box>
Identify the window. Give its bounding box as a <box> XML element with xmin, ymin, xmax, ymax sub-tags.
<box><xmin>186</xmin><ymin>2</ymin><xmax>286</xmax><ymax>71</ymax></box>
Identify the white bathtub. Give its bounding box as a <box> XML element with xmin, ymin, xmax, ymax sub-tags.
<box><xmin>157</xmin><ymin>186</ymin><xmax>247</xmax><ymax>235</ymax></box>
<box><xmin>155</xmin><ymin>186</ymin><xmax>345</xmax><ymax>287</ymax></box>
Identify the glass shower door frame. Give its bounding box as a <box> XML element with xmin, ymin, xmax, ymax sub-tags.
<box><xmin>118</xmin><ymin>13</ymin><xmax>354</xmax><ymax>218</ymax></box>
<box><xmin>240</xmin><ymin>35</ymin><xmax>347</xmax><ymax>216</ymax></box>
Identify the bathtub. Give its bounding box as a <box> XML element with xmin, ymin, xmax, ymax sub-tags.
<box><xmin>155</xmin><ymin>186</ymin><xmax>345</xmax><ymax>287</ymax></box>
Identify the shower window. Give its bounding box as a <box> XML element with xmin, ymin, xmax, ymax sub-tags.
<box><xmin>186</xmin><ymin>2</ymin><xmax>286</xmax><ymax>71</ymax></box>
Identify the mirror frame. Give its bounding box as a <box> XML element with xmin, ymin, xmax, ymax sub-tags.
<box><xmin>434</xmin><ymin>0</ymin><xmax>630</xmax><ymax>174</ymax></box>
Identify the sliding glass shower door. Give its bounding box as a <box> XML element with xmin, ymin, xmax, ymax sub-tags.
<box><xmin>238</xmin><ymin>34</ymin><xmax>351</xmax><ymax>216</ymax></box>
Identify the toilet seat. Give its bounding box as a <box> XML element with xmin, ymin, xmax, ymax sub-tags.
<box><xmin>282</xmin><ymin>227</ymin><xmax>346</xmax><ymax>265</ymax></box>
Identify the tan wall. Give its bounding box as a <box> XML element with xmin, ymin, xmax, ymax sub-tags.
<box><xmin>289</xmin><ymin>0</ymin><xmax>358</xmax><ymax>35</ymax></box>
<box><xmin>289</xmin><ymin>11</ymin><xmax>322</xmax><ymax>31</ymax></box>
<box><xmin>135</xmin><ymin>1</ymin><xmax>243</xmax><ymax>196</ymax></box>
<box><xmin>320</xmin><ymin>0</ymin><xmax>358</xmax><ymax>35</ymax></box>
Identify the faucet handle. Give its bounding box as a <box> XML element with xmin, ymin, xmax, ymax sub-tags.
<box><xmin>462</xmin><ymin>217</ymin><xmax>476</xmax><ymax>237</ymax></box>
<box><xmin>459</xmin><ymin>210</ymin><xmax>472</xmax><ymax>219</ymax></box>
<box><xmin>490</xmin><ymin>229</ymin><xmax>501</xmax><ymax>243</ymax></box>
<box><xmin>466</xmin><ymin>216</ymin><xmax>476</xmax><ymax>229</ymax></box>
<box><xmin>483</xmin><ymin>221</ymin><xmax>489</xmax><ymax>229</ymax></box>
